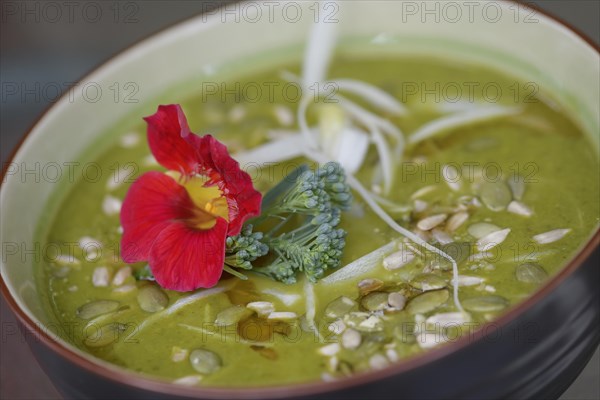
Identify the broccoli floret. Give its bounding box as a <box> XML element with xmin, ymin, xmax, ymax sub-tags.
<box><xmin>224</xmin><ymin>162</ymin><xmax>351</xmax><ymax>284</ymax></box>
<box><xmin>225</xmin><ymin>224</ymin><xmax>269</xmax><ymax>270</ymax></box>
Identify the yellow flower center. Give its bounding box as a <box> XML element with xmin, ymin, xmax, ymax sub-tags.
<box><xmin>167</xmin><ymin>171</ymin><xmax>229</xmax><ymax>230</ymax></box>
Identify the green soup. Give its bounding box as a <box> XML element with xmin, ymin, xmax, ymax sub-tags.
<box><xmin>38</xmin><ymin>55</ymin><xmax>599</xmax><ymax>387</ymax></box>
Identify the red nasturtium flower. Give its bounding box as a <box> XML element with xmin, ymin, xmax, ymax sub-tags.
<box><xmin>120</xmin><ymin>104</ymin><xmax>262</xmax><ymax>291</ymax></box>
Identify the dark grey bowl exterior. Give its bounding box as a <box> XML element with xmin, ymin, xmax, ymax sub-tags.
<box><xmin>10</xmin><ymin>240</ymin><xmax>598</xmax><ymax>400</ymax></box>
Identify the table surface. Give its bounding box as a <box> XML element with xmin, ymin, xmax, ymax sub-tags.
<box><xmin>1</xmin><ymin>1</ymin><xmax>599</xmax><ymax>399</ymax></box>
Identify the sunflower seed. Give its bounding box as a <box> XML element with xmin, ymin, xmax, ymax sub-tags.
<box><xmin>173</xmin><ymin>376</ymin><xmax>202</xmax><ymax>386</ymax></box>
<box><xmin>76</xmin><ymin>300</ymin><xmax>120</xmax><ymax>320</ymax></box>
<box><xmin>357</xmin><ymin>278</ymin><xmax>384</xmax><ymax>296</ymax></box>
<box><xmin>515</xmin><ymin>262</ymin><xmax>548</xmax><ymax>284</ymax></box>
<box><xmin>426</xmin><ymin>312</ymin><xmax>470</xmax><ymax>326</ymax></box>
<box><xmin>476</xmin><ymin>228</ymin><xmax>511</xmax><ymax>252</ymax></box>
<box><xmin>119</xmin><ymin>132</ymin><xmax>140</xmax><ymax>148</ymax></box>
<box><xmin>84</xmin><ymin>322</ymin><xmax>127</xmax><ymax>348</ymax></box>
<box><xmin>327</xmin><ymin>319</ymin><xmax>346</xmax><ymax>335</ymax></box>
<box><xmin>102</xmin><ymin>195</ymin><xmax>122</xmax><ymax>216</ymax></box>
<box><xmin>387</xmin><ymin>292</ymin><xmax>406</xmax><ymax>310</ymax></box>
<box><xmin>137</xmin><ymin>285</ymin><xmax>169</xmax><ymax>313</ymax></box>
<box><xmin>432</xmin><ymin>229</ymin><xmax>453</xmax><ymax>245</ymax></box>
<box><xmin>410</xmin><ymin>274</ymin><xmax>447</xmax><ymax>291</ymax></box>
<box><xmin>54</xmin><ymin>254</ymin><xmax>80</xmax><ymax>267</ymax></box>
<box><xmin>267</xmin><ymin>312</ymin><xmax>297</xmax><ymax>321</ymax></box>
<box><xmin>406</xmin><ymin>289</ymin><xmax>449</xmax><ymax>314</ymax></box>
<box><xmin>171</xmin><ymin>347</ymin><xmax>189</xmax><ymax>363</ymax></box>
<box><xmin>414</xmin><ymin>199</ymin><xmax>428</xmax><ymax>213</ymax></box>
<box><xmin>507</xmin><ymin>174</ymin><xmax>526</xmax><ymax>200</ymax></box>
<box><xmin>228</xmin><ymin>105</ymin><xmax>247</xmax><ymax>123</ymax></box>
<box><xmin>479</xmin><ymin>181</ymin><xmax>512</xmax><ymax>211</ymax></box>
<box><xmin>386</xmin><ymin>348</ymin><xmax>399</xmax><ymax>363</ymax></box>
<box><xmin>533</xmin><ymin>229</ymin><xmax>571</xmax><ymax>244</ymax></box>
<box><xmin>383</xmin><ymin>249</ymin><xmax>415</xmax><ymax>270</ymax></box>
<box><xmin>369</xmin><ymin>353</ymin><xmax>390</xmax><ymax>370</ymax></box>
<box><xmin>411</xmin><ymin>185</ymin><xmax>437</xmax><ymax>199</ymax></box>
<box><xmin>325</xmin><ymin>297</ymin><xmax>357</xmax><ymax>319</ymax></box>
<box><xmin>113</xmin><ymin>284</ymin><xmax>136</xmax><ymax>294</ymax></box>
<box><xmin>417</xmin><ymin>214</ymin><xmax>448</xmax><ymax>231</ymax></box>
<box><xmin>442</xmin><ymin>165</ymin><xmax>462</xmax><ymax>192</ymax></box>
<box><xmin>361</xmin><ymin>292</ymin><xmax>390</xmax><ymax>311</ymax></box>
<box><xmin>341</xmin><ymin>328</ymin><xmax>362</xmax><ymax>349</ymax></box>
<box><xmin>451</xmin><ymin>275</ymin><xmax>485</xmax><ymax>287</ymax></box>
<box><xmin>318</xmin><ymin>343</ymin><xmax>341</xmax><ymax>356</ymax></box>
<box><xmin>92</xmin><ymin>267</ymin><xmax>111</xmax><ymax>287</ymax></box>
<box><xmin>112</xmin><ymin>266</ymin><xmax>132</xmax><ymax>287</ymax></box>
<box><xmin>190</xmin><ymin>349</ymin><xmax>222</xmax><ymax>374</ymax></box>
<box><xmin>246</xmin><ymin>301</ymin><xmax>275</xmax><ymax>317</ymax></box>
<box><xmin>463</xmin><ymin>295</ymin><xmax>509</xmax><ymax>312</ymax></box>
<box><xmin>357</xmin><ymin>315</ymin><xmax>384</xmax><ymax>332</ymax></box>
<box><xmin>416</xmin><ymin>332</ymin><xmax>445</xmax><ymax>349</ymax></box>
<box><xmin>468</xmin><ymin>252</ymin><xmax>493</xmax><ymax>262</ymax></box>
<box><xmin>507</xmin><ymin>201</ymin><xmax>533</xmax><ymax>217</ymax></box>
<box><xmin>215</xmin><ymin>306</ymin><xmax>253</xmax><ymax>326</ymax></box>
<box><xmin>468</xmin><ymin>222</ymin><xmax>501</xmax><ymax>239</ymax></box>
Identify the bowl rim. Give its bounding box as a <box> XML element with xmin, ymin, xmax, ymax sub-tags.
<box><xmin>1</xmin><ymin>1</ymin><xmax>599</xmax><ymax>398</ymax></box>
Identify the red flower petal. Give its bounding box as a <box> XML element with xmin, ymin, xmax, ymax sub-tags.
<box><xmin>145</xmin><ymin>105</ymin><xmax>199</xmax><ymax>175</ymax></box>
<box><xmin>149</xmin><ymin>219</ymin><xmax>228</xmax><ymax>291</ymax></box>
<box><xmin>197</xmin><ymin>135</ymin><xmax>262</xmax><ymax>235</ymax></box>
<box><xmin>120</xmin><ymin>171</ymin><xmax>196</xmax><ymax>263</ymax></box>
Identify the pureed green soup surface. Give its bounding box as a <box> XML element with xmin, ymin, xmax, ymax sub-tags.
<box><xmin>39</xmin><ymin>55</ymin><xmax>599</xmax><ymax>387</ymax></box>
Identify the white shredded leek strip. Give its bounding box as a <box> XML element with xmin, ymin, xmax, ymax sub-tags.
<box><xmin>234</xmin><ymin>133</ymin><xmax>306</xmax><ymax>166</ymax></box>
<box><xmin>369</xmin><ymin>192</ymin><xmax>412</xmax><ymax>213</ymax></box>
<box><xmin>127</xmin><ymin>284</ymin><xmax>231</xmax><ymax>340</ymax></box>
<box><xmin>333</xmin><ymin>78</ymin><xmax>406</xmax><ymax>115</ymax></box>
<box><xmin>320</xmin><ymin>241</ymin><xmax>397</xmax><ymax>284</ymax></box>
<box><xmin>297</xmin><ymin>94</ymin><xmax>319</xmax><ymax>149</ymax></box>
<box><xmin>303</xmin><ymin>279</ymin><xmax>323</xmax><ymax>342</ymax></box>
<box><xmin>178</xmin><ymin>324</ymin><xmax>275</xmax><ymax>347</ymax></box>
<box><xmin>301</xmin><ymin>7</ymin><xmax>338</xmax><ymax>90</ymax></box>
<box><xmin>370</xmin><ymin>126</ymin><xmax>394</xmax><ymax>195</ymax></box>
<box><xmin>408</xmin><ymin>106</ymin><xmax>521</xmax><ymax>144</ymax></box>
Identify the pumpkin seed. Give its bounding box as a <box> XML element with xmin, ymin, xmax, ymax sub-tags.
<box><xmin>358</xmin><ymin>278</ymin><xmax>384</xmax><ymax>296</ymax></box>
<box><xmin>137</xmin><ymin>285</ymin><xmax>169</xmax><ymax>313</ymax></box>
<box><xmin>439</xmin><ymin>242</ymin><xmax>471</xmax><ymax>265</ymax></box>
<box><xmin>410</xmin><ymin>274</ymin><xmax>447</xmax><ymax>291</ymax></box>
<box><xmin>84</xmin><ymin>322</ymin><xmax>127</xmax><ymax>348</ymax></box>
<box><xmin>189</xmin><ymin>349</ymin><xmax>222</xmax><ymax>374</ymax></box>
<box><xmin>468</xmin><ymin>222</ymin><xmax>500</xmax><ymax>239</ymax></box>
<box><xmin>515</xmin><ymin>262</ymin><xmax>548</xmax><ymax>284</ymax></box>
<box><xmin>76</xmin><ymin>300</ymin><xmax>120</xmax><ymax>320</ymax></box>
<box><xmin>442</xmin><ymin>165</ymin><xmax>461</xmax><ymax>192</ymax></box>
<box><xmin>325</xmin><ymin>296</ymin><xmax>357</xmax><ymax>319</ymax></box>
<box><xmin>507</xmin><ymin>174</ymin><xmax>526</xmax><ymax>200</ymax></box>
<box><xmin>406</xmin><ymin>289</ymin><xmax>449</xmax><ymax>314</ymax></box>
<box><xmin>479</xmin><ymin>180</ymin><xmax>512</xmax><ymax>211</ymax></box>
<box><xmin>463</xmin><ymin>295</ymin><xmax>509</xmax><ymax>312</ymax></box>
<box><xmin>361</xmin><ymin>292</ymin><xmax>390</xmax><ymax>311</ymax></box>
<box><xmin>215</xmin><ymin>306</ymin><xmax>253</xmax><ymax>326</ymax></box>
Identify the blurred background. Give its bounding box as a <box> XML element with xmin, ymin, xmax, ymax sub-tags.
<box><xmin>1</xmin><ymin>1</ymin><xmax>599</xmax><ymax>398</ymax></box>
